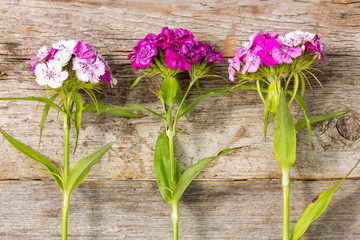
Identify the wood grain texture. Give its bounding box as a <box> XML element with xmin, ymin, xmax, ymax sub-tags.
<box><xmin>1</xmin><ymin>180</ymin><xmax>360</xmax><ymax>240</ymax></box>
<box><xmin>0</xmin><ymin>0</ymin><xmax>359</xmax><ymax>180</ymax></box>
<box><xmin>0</xmin><ymin>1</ymin><xmax>360</xmax><ymax>237</ymax></box>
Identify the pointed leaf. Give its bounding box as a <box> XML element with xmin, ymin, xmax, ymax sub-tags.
<box><xmin>38</xmin><ymin>93</ymin><xmax>59</xmax><ymax>149</ymax></box>
<box><xmin>0</xmin><ymin>128</ymin><xmax>63</xmax><ymax>189</ymax></box>
<box><xmin>289</xmin><ymin>92</ymin><xmax>315</xmax><ymax>167</ymax></box>
<box><xmin>178</xmin><ymin>90</ymin><xmax>230</xmax><ymax>120</ymax></box>
<box><xmin>130</xmin><ymin>74</ymin><xmax>148</xmax><ymax>88</ymax></box>
<box><xmin>65</xmin><ymin>142</ymin><xmax>114</xmax><ymax>193</ymax></box>
<box><xmin>0</xmin><ymin>97</ymin><xmax>64</xmax><ymax>113</ymax></box>
<box><xmin>171</xmin><ymin>147</ymin><xmax>239</xmax><ymax>203</ymax></box>
<box><xmin>290</xmin><ymin>159</ymin><xmax>360</xmax><ymax>240</ymax></box>
<box><xmin>83</xmin><ymin>103</ymin><xmax>148</xmax><ymax>118</ymax></box>
<box><xmin>72</xmin><ymin>92</ymin><xmax>83</xmax><ymax>153</ymax></box>
<box><xmin>130</xmin><ymin>69</ymin><xmax>161</xmax><ymax>88</ymax></box>
<box><xmin>273</xmin><ymin>90</ymin><xmax>296</xmax><ymax>169</ymax></box>
<box><xmin>295</xmin><ymin>111</ymin><xmax>347</xmax><ymax>131</ymax></box>
<box><xmin>154</xmin><ymin>131</ymin><xmax>181</xmax><ymax>203</ymax></box>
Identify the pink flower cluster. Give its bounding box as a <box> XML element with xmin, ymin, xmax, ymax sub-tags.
<box><xmin>29</xmin><ymin>40</ymin><xmax>114</xmax><ymax>88</ymax></box>
<box><xmin>128</xmin><ymin>27</ymin><xmax>223</xmax><ymax>71</ymax></box>
<box><xmin>228</xmin><ymin>30</ymin><xmax>326</xmax><ymax>81</ymax></box>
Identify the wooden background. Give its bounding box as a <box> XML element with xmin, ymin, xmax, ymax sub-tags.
<box><xmin>0</xmin><ymin>0</ymin><xmax>360</xmax><ymax>239</ymax></box>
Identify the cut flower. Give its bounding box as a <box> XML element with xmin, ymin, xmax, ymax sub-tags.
<box><xmin>30</xmin><ymin>40</ymin><xmax>116</xmax><ymax>88</ymax></box>
<box><xmin>128</xmin><ymin>27</ymin><xmax>222</xmax><ymax>73</ymax></box>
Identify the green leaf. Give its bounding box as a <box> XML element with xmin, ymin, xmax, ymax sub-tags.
<box><xmin>290</xmin><ymin>159</ymin><xmax>360</xmax><ymax>240</ymax></box>
<box><xmin>38</xmin><ymin>93</ymin><xmax>59</xmax><ymax>150</ymax></box>
<box><xmin>83</xmin><ymin>103</ymin><xmax>148</xmax><ymax>118</ymax></box>
<box><xmin>65</xmin><ymin>142</ymin><xmax>115</xmax><ymax>193</ymax></box>
<box><xmin>0</xmin><ymin>128</ymin><xmax>63</xmax><ymax>189</ymax></box>
<box><xmin>130</xmin><ymin>74</ymin><xmax>147</xmax><ymax>88</ymax></box>
<box><xmin>175</xmin><ymin>128</ymin><xmax>190</xmax><ymax>135</ymax></box>
<box><xmin>162</xmin><ymin>76</ymin><xmax>179</xmax><ymax>107</ymax></box>
<box><xmin>0</xmin><ymin>97</ymin><xmax>64</xmax><ymax>114</ymax></box>
<box><xmin>177</xmin><ymin>90</ymin><xmax>230</xmax><ymax>120</ymax></box>
<box><xmin>289</xmin><ymin>92</ymin><xmax>315</xmax><ymax>167</ymax></box>
<box><xmin>154</xmin><ymin>131</ymin><xmax>181</xmax><ymax>203</ymax></box>
<box><xmin>295</xmin><ymin>111</ymin><xmax>347</xmax><ymax>131</ymax></box>
<box><xmin>174</xmin><ymin>86</ymin><xmax>189</xmax><ymax>120</ymax></box>
<box><xmin>273</xmin><ymin>90</ymin><xmax>296</xmax><ymax>169</ymax></box>
<box><xmin>130</xmin><ymin>68</ymin><xmax>161</xmax><ymax>88</ymax></box>
<box><xmin>171</xmin><ymin>147</ymin><xmax>239</xmax><ymax>203</ymax></box>
<box><xmin>72</xmin><ymin>92</ymin><xmax>83</xmax><ymax>154</ymax></box>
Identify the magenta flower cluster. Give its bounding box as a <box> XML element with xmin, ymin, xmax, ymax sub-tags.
<box><xmin>29</xmin><ymin>40</ymin><xmax>114</xmax><ymax>88</ymax></box>
<box><xmin>228</xmin><ymin>30</ymin><xmax>326</xmax><ymax>81</ymax></box>
<box><xmin>128</xmin><ymin>27</ymin><xmax>223</xmax><ymax>71</ymax></box>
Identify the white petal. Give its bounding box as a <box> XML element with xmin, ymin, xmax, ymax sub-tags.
<box><xmin>36</xmin><ymin>75</ymin><xmax>49</xmax><ymax>86</ymax></box>
<box><xmin>110</xmin><ymin>77</ymin><xmax>117</xmax><ymax>87</ymax></box>
<box><xmin>54</xmin><ymin>51</ymin><xmax>72</xmax><ymax>66</ymax></box>
<box><xmin>76</xmin><ymin>68</ymin><xmax>89</xmax><ymax>82</ymax></box>
<box><xmin>91</xmin><ymin>59</ymin><xmax>105</xmax><ymax>76</ymax></box>
<box><xmin>34</xmin><ymin>63</ymin><xmax>47</xmax><ymax>76</ymax></box>
<box><xmin>72</xmin><ymin>57</ymin><xmax>84</xmax><ymax>70</ymax></box>
<box><xmin>37</xmin><ymin>46</ymin><xmax>48</xmax><ymax>58</ymax></box>
<box><xmin>89</xmin><ymin>73</ymin><xmax>100</xmax><ymax>84</ymax></box>
<box><xmin>48</xmin><ymin>78</ymin><xmax>63</xmax><ymax>88</ymax></box>
<box><xmin>47</xmin><ymin>60</ymin><xmax>63</xmax><ymax>73</ymax></box>
<box><xmin>53</xmin><ymin>40</ymin><xmax>78</xmax><ymax>54</ymax></box>
<box><xmin>57</xmin><ymin>70</ymin><xmax>69</xmax><ymax>82</ymax></box>
<box><xmin>34</xmin><ymin>64</ymin><xmax>49</xmax><ymax>86</ymax></box>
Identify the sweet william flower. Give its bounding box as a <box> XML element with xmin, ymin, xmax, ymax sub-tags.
<box><xmin>28</xmin><ymin>46</ymin><xmax>48</xmax><ymax>67</ymax></box>
<box><xmin>72</xmin><ymin>55</ymin><xmax>106</xmax><ymax>84</ymax></box>
<box><xmin>73</xmin><ymin>41</ymin><xmax>95</xmax><ymax>59</ymax></box>
<box><xmin>165</xmin><ymin>48</ymin><xmax>191</xmax><ymax>71</ymax></box>
<box><xmin>35</xmin><ymin>60</ymin><xmax>68</xmax><ymax>88</ymax></box>
<box><xmin>129</xmin><ymin>27</ymin><xmax>223</xmax><ymax>73</ymax></box>
<box><xmin>198</xmin><ymin>43</ymin><xmax>223</xmax><ymax>63</ymax></box>
<box><xmin>129</xmin><ymin>40</ymin><xmax>157</xmax><ymax>70</ymax></box>
<box><xmin>228</xmin><ymin>30</ymin><xmax>326</xmax><ymax>79</ymax></box>
<box><xmin>273</xmin><ymin>44</ymin><xmax>302</xmax><ymax>64</ymax></box>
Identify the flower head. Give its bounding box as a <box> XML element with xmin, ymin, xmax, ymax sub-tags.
<box><xmin>30</xmin><ymin>40</ymin><xmax>115</xmax><ymax>88</ymax></box>
<box><xmin>228</xmin><ymin>30</ymin><xmax>326</xmax><ymax>81</ymax></box>
<box><xmin>128</xmin><ymin>27</ymin><xmax>223</xmax><ymax>73</ymax></box>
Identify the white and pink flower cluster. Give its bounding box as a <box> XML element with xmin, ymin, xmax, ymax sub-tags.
<box><xmin>228</xmin><ymin>30</ymin><xmax>326</xmax><ymax>81</ymax></box>
<box><xmin>29</xmin><ymin>40</ymin><xmax>115</xmax><ymax>88</ymax></box>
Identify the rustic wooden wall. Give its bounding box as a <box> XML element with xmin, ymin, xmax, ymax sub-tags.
<box><xmin>0</xmin><ymin>0</ymin><xmax>360</xmax><ymax>239</ymax></box>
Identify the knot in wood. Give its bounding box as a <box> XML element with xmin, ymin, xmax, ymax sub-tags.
<box><xmin>336</xmin><ymin>116</ymin><xmax>360</xmax><ymax>141</ymax></box>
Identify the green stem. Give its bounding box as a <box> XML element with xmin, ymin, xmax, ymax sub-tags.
<box><xmin>167</xmin><ymin>129</ymin><xmax>176</xmax><ymax>188</ymax></box>
<box><xmin>63</xmin><ymin>113</ymin><xmax>70</xmax><ymax>179</ymax></box>
<box><xmin>61</xmin><ymin>191</ymin><xmax>70</xmax><ymax>240</ymax></box>
<box><xmin>171</xmin><ymin>200</ymin><xmax>179</xmax><ymax>240</ymax></box>
<box><xmin>173</xmin><ymin>81</ymin><xmax>195</xmax><ymax>128</ymax></box>
<box><xmin>282</xmin><ymin>168</ymin><xmax>290</xmax><ymax>240</ymax></box>
<box><xmin>62</xmin><ymin>109</ymin><xmax>71</xmax><ymax>240</ymax></box>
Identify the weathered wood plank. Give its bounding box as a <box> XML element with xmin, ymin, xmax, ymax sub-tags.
<box><xmin>0</xmin><ymin>0</ymin><xmax>359</xmax><ymax>180</ymax></box>
<box><xmin>0</xmin><ymin>180</ymin><xmax>359</xmax><ymax>239</ymax></box>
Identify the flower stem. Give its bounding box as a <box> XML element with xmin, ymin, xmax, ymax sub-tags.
<box><xmin>61</xmin><ymin>191</ymin><xmax>70</xmax><ymax>240</ymax></box>
<box><xmin>171</xmin><ymin>200</ymin><xmax>179</xmax><ymax>240</ymax></box>
<box><xmin>62</xmin><ymin>112</ymin><xmax>71</xmax><ymax>240</ymax></box>
<box><xmin>167</xmin><ymin>129</ymin><xmax>176</xmax><ymax>187</ymax></box>
<box><xmin>173</xmin><ymin>81</ymin><xmax>195</xmax><ymax>128</ymax></box>
<box><xmin>282</xmin><ymin>168</ymin><xmax>290</xmax><ymax>240</ymax></box>
<box><xmin>63</xmin><ymin>113</ymin><xmax>70</xmax><ymax>179</ymax></box>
